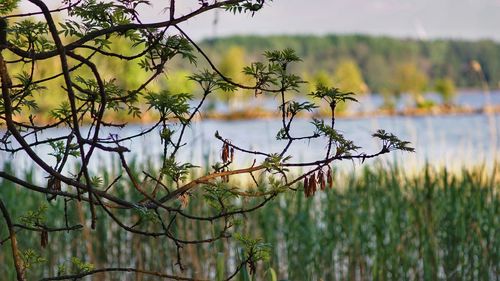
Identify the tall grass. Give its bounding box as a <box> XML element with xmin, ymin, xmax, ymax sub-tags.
<box><xmin>0</xmin><ymin>162</ymin><xmax>498</xmax><ymax>280</ymax></box>
<box><xmin>254</xmin><ymin>165</ymin><xmax>499</xmax><ymax>280</ymax></box>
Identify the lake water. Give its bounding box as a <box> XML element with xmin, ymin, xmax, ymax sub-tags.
<box><xmin>1</xmin><ymin>91</ymin><xmax>500</xmax><ymax>176</ymax></box>
<box><xmin>216</xmin><ymin>89</ymin><xmax>500</xmax><ymax>113</ymax></box>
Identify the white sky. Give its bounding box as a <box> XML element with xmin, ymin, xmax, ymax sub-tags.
<box><xmin>18</xmin><ymin>0</ymin><xmax>500</xmax><ymax>41</ymax></box>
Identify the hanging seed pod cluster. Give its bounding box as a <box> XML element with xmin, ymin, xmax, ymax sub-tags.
<box><xmin>304</xmin><ymin>166</ymin><xmax>333</xmax><ymax>197</ymax></box>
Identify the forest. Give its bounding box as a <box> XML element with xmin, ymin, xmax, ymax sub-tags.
<box><xmin>200</xmin><ymin>34</ymin><xmax>500</xmax><ymax>92</ymax></box>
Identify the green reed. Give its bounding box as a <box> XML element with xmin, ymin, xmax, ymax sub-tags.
<box><xmin>253</xmin><ymin>165</ymin><xmax>499</xmax><ymax>281</ymax></box>
<box><xmin>0</xmin><ymin>161</ymin><xmax>498</xmax><ymax>281</ymax></box>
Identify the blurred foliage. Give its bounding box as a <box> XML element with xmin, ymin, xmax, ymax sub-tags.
<box><xmin>5</xmin><ymin>29</ymin><xmax>497</xmax><ymax>117</ymax></box>
<box><xmin>0</xmin><ymin>0</ymin><xmax>20</xmax><ymax>15</ymax></box>
<box><xmin>162</xmin><ymin>70</ymin><xmax>197</xmax><ymax>95</ymax></box>
<box><xmin>1</xmin><ymin>162</ymin><xmax>498</xmax><ymax>280</ymax></box>
<box><xmin>435</xmin><ymin>77</ymin><xmax>457</xmax><ymax>105</ymax></box>
<box><xmin>332</xmin><ymin>59</ymin><xmax>367</xmax><ymax>95</ymax></box>
<box><xmin>203</xmin><ymin>34</ymin><xmax>500</xmax><ymax>92</ymax></box>
<box><xmin>216</xmin><ymin>46</ymin><xmax>254</xmax><ymax>107</ymax></box>
<box><xmin>393</xmin><ymin>62</ymin><xmax>429</xmax><ymax>107</ymax></box>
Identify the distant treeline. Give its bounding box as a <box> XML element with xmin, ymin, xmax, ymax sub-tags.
<box><xmin>200</xmin><ymin>34</ymin><xmax>500</xmax><ymax>93</ymax></box>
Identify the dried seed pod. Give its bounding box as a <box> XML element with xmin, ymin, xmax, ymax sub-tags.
<box><xmin>179</xmin><ymin>194</ymin><xmax>190</xmax><ymax>208</ymax></box>
<box><xmin>46</xmin><ymin>176</ymin><xmax>61</xmax><ymax>202</ymax></box>
<box><xmin>303</xmin><ymin>176</ymin><xmax>309</xmax><ymax>197</ymax></box>
<box><xmin>221</xmin><ymin>143</ymin><xmax>229</xmax><ymax>163</ymax></box>
<box><xmin>40</xmin><ymin>230</ymin><xmax>48</xmax><ymax>249</ymax></box>
<box><xmin>54</xmin><ymin>178</ymin><xmax>61</xmax><ymax>191</ymax></box>
<box><xmin>327</xmin><ymin>166</ymin><xmax>333</xmax><ymax>189</ymax></box>
<box><xmin>318</xmin><ymin>170</ymin><xmax>326</xmax><ymax>191</ymax></box>
<box><xmin>309</xmin><ymin>175</ymin><xmax>317</xmax><ymax>195</ymax></box>
<box><xmin>230</xmin><ymin>147</ymin><xmax>234</xmax><ymax>162</ymax></box>
<box><xmin>224</xmin><ymin>144</ymin><xmax>229</xmax><ymax>162</ymax></box>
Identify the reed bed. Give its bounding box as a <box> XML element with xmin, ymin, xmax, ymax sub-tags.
<box><xmin>255</xmin><ymin>165</ymin><xmax>499</xmax><ymax>281</ymax></box>
<box><xmin>0</xmin><ymin>162</ymin><xmax>498</xmax><ymax>281</ymax></box>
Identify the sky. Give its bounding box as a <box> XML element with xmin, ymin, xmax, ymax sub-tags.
<box><xmin>19</xmin><ymin>0</ymin><xmax>500</xmax><ymax>41</ymax></box>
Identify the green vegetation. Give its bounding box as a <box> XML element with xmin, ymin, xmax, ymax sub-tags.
<box><xmin>4</xmin><ymin>31</ymin><xmax>499</xmax><ymax>121</ymax></box>
<box><xmin>393</xmin><ymin>62</ymin><xmax>429</xmax><ymax>108</ymax></box>
<box><xmin>217</xmin><ymin>46</ymin><xmax>254</xmax><ymax>107</ymax></box>
<box><xmin>202</xmin><ymin>34</ymin><xmax>500</xmax><ymax>92</ymax></box>
<box><xmin>1</xmin><ymin>29</ymin><xmax>496</xmax><ymax>123</ymax></box>
<box><xmin>332</xmin><ymin>59</ymin><xmax>367</xmax><ymax>95</ymax></box>
<box><xmin>435</xmin><ymin>77</ymin><xmax>457</xmax><ymax>106</ymax></box>
<box><xmin>1</xmin><ymin>162</ymin><xmax>498</xmax><ymax>280</ymax></box>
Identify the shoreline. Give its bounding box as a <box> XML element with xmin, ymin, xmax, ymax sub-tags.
<box><xmin>4</xmin><ymin>104</ymin><xmax>500</xmax><ymax>127</ymax></box>
<box><xmin>201</xmin><ymin>104</ymin><xmax>500</xmax><ymax>121</ymax></box>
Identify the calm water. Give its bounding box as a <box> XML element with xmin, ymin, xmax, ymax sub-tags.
<box><xmin>2</xmin><ymin>91</ymin><xmax>500</xmax><ymax>176</ymax></box>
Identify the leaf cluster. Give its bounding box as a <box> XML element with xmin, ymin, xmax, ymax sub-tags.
<box><xmin>49</xmin><ymin>101</ymin><xmax>72</xmax><ymax>122</ymax></box>
<box><xmin>203</xmin><ymin>182</ymin><xmax>239</xmax><ymax>212</ymax></box>
<box><xmin>310</xmin><ymin>85</ymin><xmax>358</xmax><ymax>106</ymax></box>
<box><xmin>146</xmin><ymin>91</ymin><xmax>191</xmax><ymax>119</ymax></box>
<box><xmin>312</xmin><ymin>119</ymin><xmax>360</xmax><ymax>156</ymax></box>
<box><xmin>263</xmin><ymin>153</ymin><xmax>291</xmax><ymax>172</ymax></box>
<box><xmin>21</xmin><ymin>249</ymin><xmax>46</xmax><ymax>271</ymax></box>
<box><xmin>9</xmin><ymin>72</ymin><xmax>45</xmax><ymax>114</ymax></box>
<box><xmin>70</xmin><ymin>257</ymin><xmax>94</xmax><ymax>274</ymax></box>
<box><xmin>234</xmin><ymin>233</ymin><xmax>272</xmax><ymax>274</ymax></box>
<box><xmin>190</xmin><ymin>70</ymin><xmax>237</xmax><ymax>93</ymax></box>
<box><xmin>161</xmin><ymin>157</ymin><xmax>197</xmax><ymax>182</ymax></box>
<box><xmin>11</xmin><ymin>20</ymin><xmax>54</xmax><ymax>51</ymax></box>
<box><xmin>133</xmin><ymin>205</ymin><xmax>160</xmax><ymax>225</ymax></box>
<box><xmin>243</xmin><ymin>48</ymin><xmax>304</xmax><ymax>93</ymax></box>
<box><xmin>65</xmin><ymin>0</ymin><xmax>135</xmax><ymax>33</ymax></box>
<box><xmin>139</xmin><ymin>35</ymin><xmax>196</xmax><ymax>72</ymax></box>
<box><xmin>372</xmin><ymin>129</ymin><xmax>415</xmax><ymax>152</ymax></box>
<box><xmin>224</xmin><ymin>0</ymin><xmax>268</xmax><ymax>15</ymax></box>
<box><xmin>19</xmin><ymin>204</ymin><xmax>48</xmax><ymax>227</ymax></box>
<box><xmin>48</xmin><ymin>140</ymin><xmax>80</xmax><ymax>163</ymax></box>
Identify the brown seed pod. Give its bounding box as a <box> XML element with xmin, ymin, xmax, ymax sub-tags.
<box><xmin>309</xmin><ymin>175</ymin><xmax>317</xmax><ymax>195</ymax></box>
<box><xmin>179</xmin><ymin>194</ymin><xmax>190</xmax><ymax>208</ymax></box>
<box><xmin>230</xmin><ymin>147</ymin><xmax>234</xmax><ymax>162</ymax></box>
<box><xmin>221</xmin><ymin>143</ymin><xmax>229</xmax><ymax>163</ymax></box>
<box><xmin>327</xmin><ymin>166</ymin><xmax>333</xmax><ymax>189</ymax></box>
<box><xmin>46</xmin><ymin>176</ymin><xmax>61</xmax><ymax>202</ymax></box>
<box><xmin>303</xmin><ymin>176</ymin><xmax>309</xmax><ymax>197</ymax></box>
<box><xmin>318</xmin><ymin>170</ymin><xmax>326</xmax><ymax>191</ymax></box>
<box><xmin>40</xmin><ymin>230</ymin><xmax>48</xmax><ymax>249</ymax></box>
<box><xmin>54</xmin><ymin>178</ymin><xmax>61</xmax><ymax>191</ymax></box>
